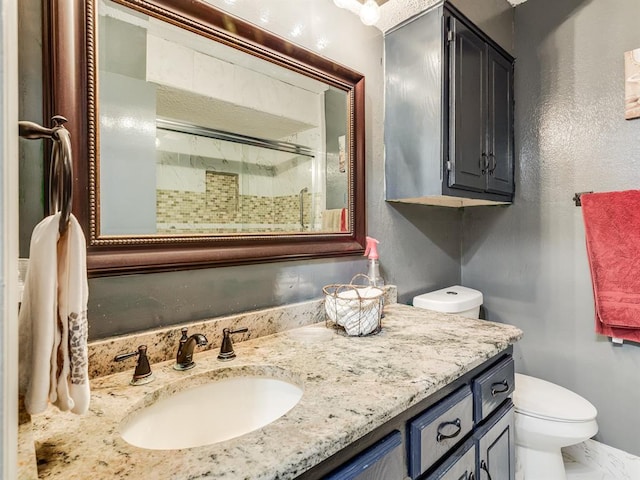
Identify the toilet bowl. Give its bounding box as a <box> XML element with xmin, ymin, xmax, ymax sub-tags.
<box><xmin>413</xmin><ymin>286</ymin><xmax>599</xmax><ymax>480</ymax></box>
<box><xmin>513</xmin><ymin>373</ymin><xmax>598</xmax><ymax>480</ymax></box>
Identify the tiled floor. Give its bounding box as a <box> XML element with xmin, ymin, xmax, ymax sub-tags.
<box><xmin>565</xmin><ymin>458</ymin><xmax>611</xmax><ymax>480</ymax></box>
<box><xmin>562</xmin><ymin>439</ymin><xmax>640</xmax><ymax>479</ymax></box>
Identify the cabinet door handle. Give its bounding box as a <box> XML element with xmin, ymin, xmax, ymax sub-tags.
<box><xmin>467</xmin><ymin>473</ymin><xmax>475</xmax><ymax>480</ymax></box>
<box><xmin>480</xmin><ymin>460</ymin><xmax>493</xmax><ymax>480</ymax></box>
<box><xmin>480</xmin><ymin>153</ymin><xmax>488</xmax><ymax>174</ymax></box>
<box><xmin>488</xmin><ymin>153</ymin><xmax>496</xmax><ymax>174</ymax></box>
<box><xmin>436</xmin><ymin>418</ymin><xmax>462</xmax><ymax>442</ymax></box>
<box><xmin>490</xmin><ymin>380</ymin><xmax>509</xmax><ymax>396</ymax></box>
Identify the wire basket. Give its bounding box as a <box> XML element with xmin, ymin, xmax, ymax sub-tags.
<box><xmin>323</xmin><ymin>274</ymin><xmax>384</xmax><ymax>336</ymax></box>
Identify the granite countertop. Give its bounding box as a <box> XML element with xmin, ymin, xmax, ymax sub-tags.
<box><xmin>31</xmin><ymin>304</ymin><xmax>522</xmax><ymax>480</ymax></box>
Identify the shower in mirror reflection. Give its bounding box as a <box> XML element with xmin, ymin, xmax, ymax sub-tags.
<box><xmin>97</xmin><ymin>0</ymin><xmax>350</xmax><ymax>237</ymax></box>
<box><xmin>299</xmin><ymin>187</ymin><xmax>309</xmax><ymax>231</ymax></box>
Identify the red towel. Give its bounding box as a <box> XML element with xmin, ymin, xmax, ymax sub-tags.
<box><xmin>340</xmin><ymin>208</ymin><xmax>347</xmax><ymax>232</ymax></box>
<box><xmin>581</xmin><ymin>190</ymin><xmax>640</xmax><ymax>342</ymax></box>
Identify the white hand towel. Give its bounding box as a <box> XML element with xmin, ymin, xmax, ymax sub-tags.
<box><xmin>322</xmin><ymin>209</ymin><xmax>342</xmax><ymax>231</ymax></box>
<box><xmin>19</xmin><ymin>214</ymin><xmax>58</xmax><ymax>414</ymax></box>
<box><xmin>19</xmin><ymin>213</ymin><xmax>90</xmax><ymax>415</ymax></box>
<box><xmin>54</xmin><ymin>215</ymin><xmax>90</xmax><ymax>413</ymax></box>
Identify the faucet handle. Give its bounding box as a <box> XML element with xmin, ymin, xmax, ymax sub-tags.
<box><xmin>179</xmin><ymin>327</ymin><xmax>189</xmax><ymax>342</ymax></box>
<box><xmin>228</xmin><ymin>327</ymin><xmax>248</xmax><ymax>335</ymax></box>
<box><xmin>218</xmin><ymin>327</ymin><xmax>248</xmax><ymax>361</ymax></box>
<box><xmin>114</xmin><ymin>345</ymin><xmax>154</xmax><ymax>386</ymax></box>
<box><xmin>175</xmin><ymin>327</ymin><xmax>189</xmax><ymax>360</ymax></box>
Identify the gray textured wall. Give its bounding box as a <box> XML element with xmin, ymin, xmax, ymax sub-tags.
<box><xmin>18</xmin><ymin>1</ymin><xmax>45</xmax><ymax>257</ymax></box>
<box><xmin>462</xmin><ymin>0</ymin><xmax>640</xmax><ymax>456</ymax></box>
<box><xmin>18</xmin><ymin>0</ymin><xmax>462</xmax><ymax>339</ymax></box>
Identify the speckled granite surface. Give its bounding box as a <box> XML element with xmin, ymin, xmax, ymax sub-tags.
<box><xmin>88</xmin><ymin>287</ymin><xmax>398</xmax><ymax>379</ymax></box>
<box><xmin>18</xmin><ymin>397</ymin><xmax>38</xmax><ymax>480</ymax></box>
<box><xmin>29</xmin><ymin>303</ymin><xmax>521</xmax><ymax>480</ymax></box>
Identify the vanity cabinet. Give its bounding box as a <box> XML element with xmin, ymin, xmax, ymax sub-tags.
<box><xmin>298</xmin><ymin>351</ymin><xmax>515</xmax><ymax>480</ymax></box>
<box><xmin>409</xmin><ymin>355</ymin><xmax>515</xmax><ymax>480</ymax></box>
<box><xmin>384</xmin><ymin>2</ymin><xmax>515</xmax><ymax>207</ymax></box>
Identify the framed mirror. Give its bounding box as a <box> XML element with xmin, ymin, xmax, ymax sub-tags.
<box><xmin>45</xmin><ymin>0</ymin><xmax>365</xmax><ymax>276</ymax></box>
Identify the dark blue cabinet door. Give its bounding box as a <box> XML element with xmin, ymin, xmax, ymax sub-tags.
<box><xmin>448</xmin><ymin>15</ymin><xmax>487</xmax><ymax>194</ymax></box>
<box><xmin>425</xmin><ymin>439</ymin><xmax>476</xmax><ymax>480</ymax></box>
<box><xmin>325</xmin><ymin>430</ymin><xmax>404</xmax><ymax>480</ymax></box>
<box><xmin>474</xmin><ymin>401</ymin><xmax>515</xmax><ymax>480</ymax></box>
<box><xmin>448</xmin><ymin>11</ymin><xmax>514</xmax><ymax>200</ymax></box>
<box><xmin>486</xmin><ymin>47</ymin><xmax>514</xmax><ymax>196</ymax></box>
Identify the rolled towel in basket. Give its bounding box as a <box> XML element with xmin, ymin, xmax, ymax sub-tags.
<box><xmin>324</xmin><ymin>284</ymin><xmax>383</xmax><ymax>336</ymax></box>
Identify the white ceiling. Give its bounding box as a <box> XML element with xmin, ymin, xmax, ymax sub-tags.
<box><xmin>378</xmin><ymin>0</ymin><xmax>528</xmax><ymax>33</ymax></box>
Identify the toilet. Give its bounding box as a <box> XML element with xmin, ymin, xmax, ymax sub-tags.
<box><xmin>413</xmin><ymin>286</ymin><xmax>599</xmax><ymax>480</ymax></box>
<box><xmin>513</xmin><ymin>373</ymin><xmax>597</xmax><ymax>479</ymax></box>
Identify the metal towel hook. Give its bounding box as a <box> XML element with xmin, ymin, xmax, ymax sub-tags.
<box><xmin>19</xmin><ymin>115</ymin><xmax>73</xmax><ymax>235</ymax></box>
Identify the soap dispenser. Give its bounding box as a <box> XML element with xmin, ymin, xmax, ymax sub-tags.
<box><xmin>364</xmin><ymin>236</ymin><xmax>384</xmax><ymax>287</ymax></box>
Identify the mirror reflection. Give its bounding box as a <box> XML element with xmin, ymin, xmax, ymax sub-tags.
<box><xmin>98</xmin><ymin>0</ymin><xmax>350</xmax><ymax>236</ymax></box>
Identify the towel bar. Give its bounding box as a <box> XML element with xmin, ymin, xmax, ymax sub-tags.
<box><xmin>573</xmin><ymin>191</ymin><xmax>594</xmax><ymax>206</ymax></box>
<box><xmin>18</xmin><ymin>116</ymin><xmax>73</xmax><ymax>234</ymax></box>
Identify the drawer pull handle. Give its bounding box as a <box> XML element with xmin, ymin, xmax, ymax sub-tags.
<box><xmin>490</xmin><ymin>380</ymin><xmax>509</xmax><ymax>396</ymax></box>
<box><xmin>480</xmin><ymin>460</ymin><xmax>493</xmax><ymax>480</ymax></box>
<box><xmin>436</xmin><ymin>418</ymin><xmax>461</xmax><ymax>442</ymax></box>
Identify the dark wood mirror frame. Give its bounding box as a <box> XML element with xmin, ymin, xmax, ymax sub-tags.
<box><xmin>43</xmin><ymin>0</ymin><xmax>366</xmax><ymax>277</ymax></box>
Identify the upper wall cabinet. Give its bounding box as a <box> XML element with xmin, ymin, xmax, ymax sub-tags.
<box><xmin>384</xmin><ymin>2</ymin><xmax>515</xmax><ymax>208</ymax></box>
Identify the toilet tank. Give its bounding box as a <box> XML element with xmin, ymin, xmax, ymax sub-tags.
<box><xmin>412</xmin><ymin>286</ymin><xmax>483</xmax><ymax>318</ymax></box>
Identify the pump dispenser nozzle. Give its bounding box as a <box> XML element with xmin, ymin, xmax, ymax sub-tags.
<box><xmin>364</xmin><ymin>236</ymin><xmax>379</xmax><ymax>259</ymax></box>
<box><xmin>364</xmin><ymin>236</ymin><xmax>384</xmax><ymax>287</ymax></box>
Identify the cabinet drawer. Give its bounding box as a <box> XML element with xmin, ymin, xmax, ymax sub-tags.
<box><xmin>425</xmin><ymin>439</ymin><xmax>476</xmax><ymax>480</ymax></box>
<box><xmin>408</xmin><ymin>386</ymin><xmax>474</xmax><ymax>479</ymax></box>
<box><xmin>325</xmin><ymin>431</ymin><xmax>404</xmax><ymax>480</ymax></box>
<box><xmin>472</xmin><ymin>356</ymin><xmax>514</xmax><ymax>423</ymax></box>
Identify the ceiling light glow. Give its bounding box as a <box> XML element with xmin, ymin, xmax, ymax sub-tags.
<box><xmin>259</xmin><ymin>8</ymin><xmax>270</xmax><ymax>24</ymax></box>
<box><xmin>359</xmin><ymin>0</ymin><xmax>380</xmax><ymax>26</ymax></box>
<box><xmin>290</xmin><ymin>23</ymin><xmax>304</xmax><ymax>37</ymax></box>
<box><xmin>316</xmin><ymin>37</ymin><xmax>329</xmax><ymax>51</ymax></box>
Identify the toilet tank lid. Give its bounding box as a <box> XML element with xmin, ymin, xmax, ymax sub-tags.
<box><xmin>513</xmin><ymin>373</ymin><xmax>598</xmax><ymax>422</ymax></box>
<box><xmin>412</xmin><ymin>285</ymin><xmax>483</xmax><ymax>313</ymax></box>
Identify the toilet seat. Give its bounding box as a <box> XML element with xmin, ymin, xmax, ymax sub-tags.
<box><xmin>514</xmin><ymin>373</ymin><xmax>597</xmax><ymax>423</ymax></box>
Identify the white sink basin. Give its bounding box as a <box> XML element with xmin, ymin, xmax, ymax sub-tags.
<box><xmin>119</xmin><ymin>373</ymin><xmax>303</xmax><ymax>450</ymax></box>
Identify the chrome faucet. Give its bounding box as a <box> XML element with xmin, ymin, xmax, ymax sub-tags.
<box><xmin>174</xmin><ymin>328</ymin><xmax>208</xmax><ymax>371</ymax></box>
<box><xmin>218</xmin><ymin>327</ymin><xmax>248</xmax><ymax>361</ymax></box>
